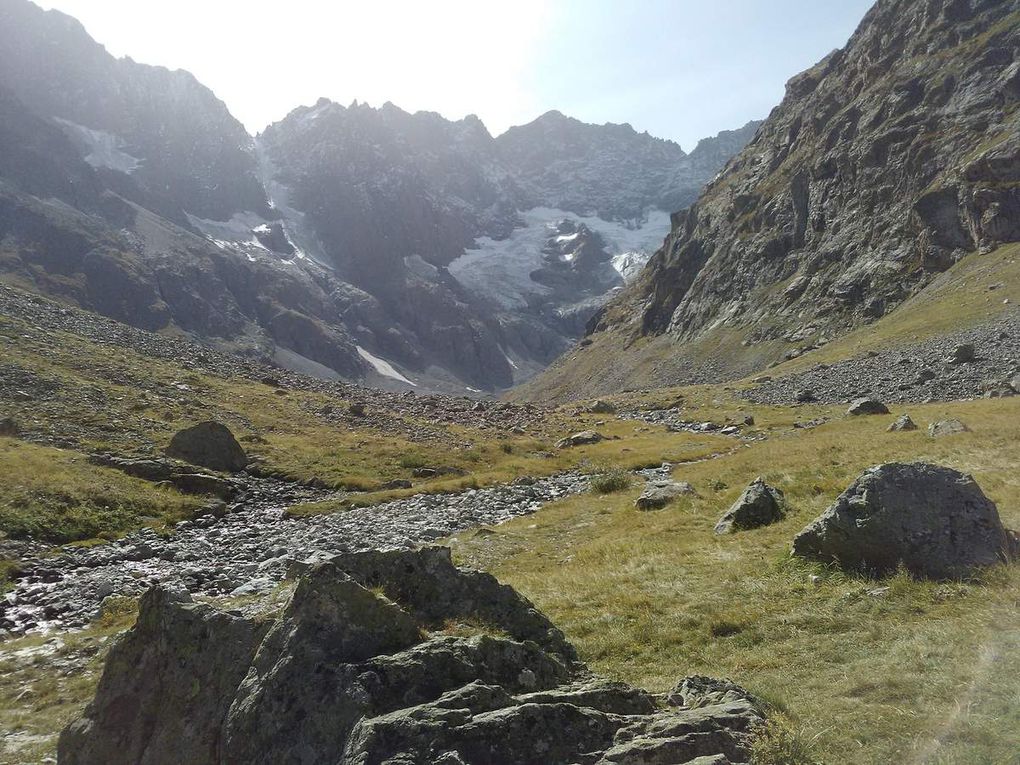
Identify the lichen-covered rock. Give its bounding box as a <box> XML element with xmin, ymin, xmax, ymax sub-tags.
<box><xmin>166</xmin><ymin>421</ymin><xmax>248</xmax><ymax>472</ymax></box>
<box><xmin>714</xmin><ymin>478</ymin><xmax>785</xmax><ymax>534</ymax></box>
<box><xmin>928</xmin><ymin>418</ymin><xmax>970</xmax><ymax>437</ymax></box>
<box><xmin>61</xmin><ymin>548</ymin><xmax>765</xmax><ymax>764</ymax></box>
<box><xmin>887</xmin><ymin>413</ymin><xmax>918</xmax><ymax>432</ymax></box>
<box><xmin>635</xmin><ymin>479</ymin><xmax>697</xmax><ymax>510</ymax></box>
<box><xmin>792</xmin><ymin>462</ymin><xmax>1019</xmax><ymax>579</ymax></box>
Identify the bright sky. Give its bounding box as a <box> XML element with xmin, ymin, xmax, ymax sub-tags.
<box><xmin>36</xmin><ymin>0</ymin><xmax>874</xmax><ymax>150</ymax></box>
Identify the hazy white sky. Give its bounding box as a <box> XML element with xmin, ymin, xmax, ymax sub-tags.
<box><xmin>37</xmin><ymin>0</ymin><xmax>874</xmax><ymax>150</ymax></box>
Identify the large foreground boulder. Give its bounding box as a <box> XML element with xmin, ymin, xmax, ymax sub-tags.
<box><xmin>846</xmin><ymin>397</ymin><xmax>890</xmax><ymax>416</ymax></box>
<box><xmin>60</xmin><ymin>548</ymin><xmax>765</xmax><ymax>765</ymax></box>
<box><xmin>556</xmin><ymin>430</ymin><xmax>604</xmax><ymax>448</ymax></box>
<box><xmin>793</xmin><ymin>463</ymin><xmax>1019</xmax><ymax>579</ymax></box>
<box><xmin>714</xmin><ymin>478</ymin><xmax>786</xmax><ymax>534</ymax></box>
<box><xmin>165</xmin><ymin>421</ymin><xmax>248</xmax><ymax>472</ymax></box>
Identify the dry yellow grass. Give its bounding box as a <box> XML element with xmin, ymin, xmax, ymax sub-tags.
<box><xmin>455</xmin><ymin>395</ymin><xmax>1020</xmax><ymax>764</ymax></box>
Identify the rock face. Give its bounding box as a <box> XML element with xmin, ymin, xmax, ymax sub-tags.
<box><xmin>714</xmin><ymin>479</ymin><xmax>786</xmax><ymax>534</ymax></box>
<box><xmin>635</xmin><ymin>479</ymin><xmax>697</xmax><ymax>510</ymax></box>
<box><xmin>846</xmin><ymin>397</ymin><xmax>890</xmax><ymax>416</ymax></box>
<box><xmin>165</xmin><ymin>421</ymin><xmax>248</xmax><ymax>473</ymax></box>
<box><xmin>60</xmin><ymin>548</ymin><xmax>765</xmax><ymax>764</ymax></box>
<box><xmin>792</xmin><ymin>463</ymin><xmax>1018</xmax><ymax>579</ymax></box>
<box><xmin>527</xmin><ymin>0</ymin><xmax>1020</xmax><ymax>400</ymax></box>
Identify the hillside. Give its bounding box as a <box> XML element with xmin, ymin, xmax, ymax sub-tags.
<box><xmin>521</xmin><ymin>0</ymin><xmax>1020</xmax><ymax>402</ymax></box>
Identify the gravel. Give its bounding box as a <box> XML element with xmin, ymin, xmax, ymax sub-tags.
<box><xmin>744</xmin><ymin>314</ymin><xmax>1020</xmax><ymax>405</ymax></box>
<box><xmin>1</xmin><ymin>472</ymin><xmax>590</xmax><ymax>636</ymax></box>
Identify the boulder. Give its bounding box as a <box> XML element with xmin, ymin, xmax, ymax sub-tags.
<box><xmin>792</xmin><ymin>463</ymin><xmax>1019</xmax><ymax>579</ymax></box>
<box><xmin>928</xmin><ymin>419</ymin><xmax>970</xmax><ymax>437</ymax></box>
<box><xmin>949</xmin><ymin>343</ymin><xmax>976</xmax><ymax>364</ymax></box>
<box><xmin>846</xmin><ymin>397</ymin><xmax>890</xmax><ymax>416</ymax></box>
<box><xmin>887</xmin><ymin>413</ymin><xmax>918</xmax><ymax>432</ymax></box>
<box><xmin>635</xmin><ymin>480</ymin><xmax>697</xmax><ymax>510</ymax></box>
<box><xmin>794</xmin><ymin>389</ymin><xmax>815</xmax><ymax>403</ymax></box>
<box><xmin>0</xmin><ymin>416</ymin><xmax>19</xmax><ymax>437</ymax></box>
<box><xmin>165</xmin><ymin>421</ymin><xmax>248</xmax><ymax>472</ymax></box>
<box><xmin>61</xmin><ymin>548</ymin><xmax>765</xmax><ymax>765</ymax></box>
<box><xmin>586</xmin><ymin>399</ymin><xmax>617</xmax><ymax>414</ymax></box>
<box><xmin>714</xmin><ymin>478</ymin><xmax>785</xmax><ymax>534</ymax></box>
<box><xmin>555</xmin><ymin>430</ymin><xmax>604</xmax><ymax>448</ymax></box>
<box><xmin>1011</xmin><ymin>372</ymin><xmax>1020</xmax><ymax>393</ymax></box>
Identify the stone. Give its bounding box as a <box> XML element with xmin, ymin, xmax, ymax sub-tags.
<box><xmin>887</xmin><ymin>413</ymin><xmax>918</xmax><ymax>432</ymax></box>
<box><xmin>928</xmin><ymin>419</ymin><xmax>970</xmax><ymax>437</ymax></box>
<box><xmin>555</xmin><ymin>430</ymin><xmax>604</xmax><ymax>448</ymax></box>
<box><xmin>1011</xmin><ymin>372</ymin><xmax>1020</xmax><ymax>393</ymax></box>
<box><xmin>635</xmin><ymin>480</ymin><xmax>697</xmax><ymax>510</ymax></box>
<box><xmin>949</xmin><ymin>343</ymin><xmax>976</xmax><ymax>364</ymax></box>
<box><xmin>348</xmin><ymin>402</ymin><xmax>366</xmax><ymax>417</ymax></box>
<box><xmin>170</xmin><ymin>472</ymin><xmax>239</xmax><ymax>499</ymax></box>
<box><xmin>59</xmin><ymin>549</ymin><xmax>765</xmax><ymax>764</ymax></box>
<box><xmin>379</xmin><ymin>479</ymin><xmax>412</xmax><ymax>490</ymax></box>
<box><xmin>587</xmin><ymin>399</ymin><xmax>616</xmax><ymax>414</ymax></box>
<box><xmin>846</xmin><ymin>397</ymin><xmax>890</xmax><ymax>416</ymax></box>
<box><xmin>166</xmin><ymin>421</ymin><xmax>248</xmax><ymax>473</ymax></box>
<box><xmin>794</xmin><ymin>389</ymin><xmax>815</xmax><ymax>403</ymax></box>
<box><xmin>0</xmin><ymin>416</ymin><xmax>19</xmax><ymax>437</ymax></box>
<box><xmin>714</xmin><ymin>478</ymin><xmax>785</xmax><ymax>534</ymax></box>
<box><xmin>792</xmin><ymin>463</ymin><xmax>1019</xmax><ymax>579</ymax></box>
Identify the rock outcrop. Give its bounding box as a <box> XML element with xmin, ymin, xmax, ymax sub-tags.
<box><xmin>792</xmin><ymin>462</ymin><xmax>1019</xmax><ymax>578</ymax></box>
<box><xmin>526</xmin><ymin>0</ymin><xmax>1020</xmax><ymax>400</ymax></box>
<box><xmin>60</xmin><ymin>548</ymin><xmax>765</xmax><ymax>764</ymax></box>
<box><xmin>714</xmin><ymin>478</ymin><xmax>786</xmax><ymax>534</ymax></box>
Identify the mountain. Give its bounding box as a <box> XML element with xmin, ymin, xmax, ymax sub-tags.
<box><xmin>522</xmin><ymin>0</ymin><xmax>1020</xmax><ymax>402</ymax></box>
<box><xmin>0</xmin><ymin>0</ymin><xmax>759</xmax><ymax>394</ymax></box>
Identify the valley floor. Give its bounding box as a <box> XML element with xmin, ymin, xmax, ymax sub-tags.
<box><xmin>1</xmin><ymin>282</ymin><xmax>1019</xmax><ymax>763</ymax></box>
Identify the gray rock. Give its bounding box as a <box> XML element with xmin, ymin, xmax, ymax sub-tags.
<box><xmin>887</xmin><ymin>413</ymin><xmax>918</xmax><ymax>432</ymax></box>
<box><xmin>794</xmin><ymin>389</ymin><xmax>815</xmax><ymax>403</ymax></box>
<box><xmin>792</xmin><ymin>463</ymin><xmax>1019</xmax><ymax>579</ymax></box>
<box><xmin>714</xmin><ymin>478</ymin><xmax>785</xmax><ymax>534</ymax></box>
<box><xmin>0</xmin><ymin>416</ymin><xmax>19</xmax><ymax>437</ymax></box>
<box><xmin>1011</xmin><ymin>372</ymin><xmax>1020</xmax><ymax>393</ymax></box>
<box><xmin>846</xmin><ymin>397</ymin><xmax>890</xmax><ymax>416</ymax></box>
<box><xmin>555</xmin><ymin>430</ymin><xmax>604</xmax><ymax>448</ymax></box>
<box><xmin>635</xmin><ymin>480</ymin><xmax>697</xmax><ymax>510</ymax></box>
<box><xmin>950</xmin><ymin>343</ymin><xmax>976</xmax><ymax>364</ymax></box>
<box><xmin>587</xmin><ymin>399</ymin><xmax>617</xmax><ymax>414</ymax></box>
<box><xmin>170</xmin><ymin>472</ymin><xmax>239</xmax><ymax>498</ymax></box>
<box><xmin>166</xmin><ymin>421</ymin><xmax>248</xmax><ymax>473</ymax></box>
<box><xmin>928</xmin><ymin>419</ymin><xmax>970</xmax><ymax>437</ymax></box>
<box><xmin>60</xmin><ymin>549</ymin><xmax>764</xmax><ymax>765</ymax></box>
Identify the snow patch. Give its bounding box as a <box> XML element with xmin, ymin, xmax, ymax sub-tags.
<box><xmin>356</xmin><ymin>346</ymin><xmax>417</xmax><ymax>386</ymax></box>
<box><xmin>55</xmin><ymin>118</ymin><xmax>141</xmax><ymax>174</ymax></box>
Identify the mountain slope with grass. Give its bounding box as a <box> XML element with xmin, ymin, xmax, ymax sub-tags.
<box><xmin>522</xmin><ymin>0</ymin><xmax>1020</xmax><ymax>402</ymax></box>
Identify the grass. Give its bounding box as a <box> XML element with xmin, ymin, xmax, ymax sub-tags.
<box><xmin>0</xmin><ymin>438</ymin><xmax>203</xmax><ymax>543</ymax></box>
<box><xmin>455</xmin><ymin>395</ymin><xmax>1020</xmax><ymax>764</ymax></box>
<box><xmin>588</xmin><ymin>466</ymin><xmax>633</xmax><ymax>495</ymax></box>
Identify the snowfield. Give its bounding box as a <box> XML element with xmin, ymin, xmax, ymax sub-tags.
<box><xmin>448</xmin><ymin>207</ymin><xmax>669</xmax><ymax>309</ymax></box>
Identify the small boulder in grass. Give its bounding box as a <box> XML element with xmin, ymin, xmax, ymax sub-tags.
<box><xmin>887</xmin><ymin>413</ymin><xmax>918</xmax><ymax>432</ymax></box>
<box><xmin>714</xmin><ymin>478</ymin><xmax>785</xmax><ymax>534</ymax></box>
<box><xmin>635</xmin><ymin>480</ymin><xmax>697</xmax><ymax>510</ymax></box>
<box><xmin>928</xmin><ymin>419</ymin><xmax>969</xmax><ymax>437</ymax></box>
<box><xmin>846</xmin><ymin>397</ymin><xmax>890</xmax><ymax>416</ymax></box>
<box><xmin>555</xmin><ymin>430</ymin><xmax>604</xmax><ymax>448</ymax></box>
